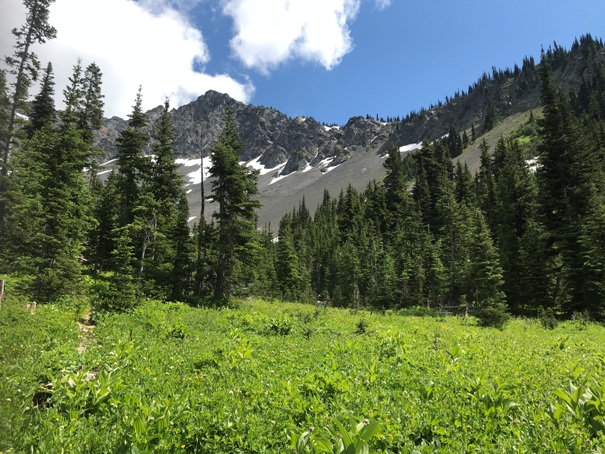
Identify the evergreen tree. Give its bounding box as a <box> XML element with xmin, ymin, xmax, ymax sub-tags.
<box><xmin>60</xmin><ymin>59</ymin><xmax>85</xmax><ymax>127</ymax></box>
<box><xmin>139</xmin><ymin>99</ymin><xmax>189</xmax><ymax>294</ymax></box>
<box><xmin>536</xmin><ymin>57</ymin><xmax>604</xmax><ymax>314</ymax></box>
<box><xmin>1</xmin><ymin>0</ymin><xmax>57</xmax><ymax>175</ymax></box>
<box><xmin>517</xmin><ymin>219</ymin><xmax>553</xmax><ymax>312</ymax></box>
<box><xmin>493</xmin><ymin>138</ymin><xmax>540</xmax><ymax>312</ymax></box>
<box><xmin>115</xmin><ymin>88</ymin><xmax>149</xmax><ymax>227</ymax></box>
<box><xmin>4</xmin><ymin>103</ymin><xmax>95</xmax><ymax>301</ymax></box>
<box><xmin>96</xmin><ymin>225</ymin><xmax>140</xmax><ymax>312</ymax></box>
<box><xmin>275</xmin><ymin>213</ymin><xmax>307</xmax><ymax>301</ymax></box>
<box><xmin>414</xmin><ymin>141</ymin><xmax>455</xmax><ymax>235</ymax></box>
<box><xmin>337</xmin><ymin>184</ymin><xmax>365</xmax><ymax>243</ymax></box>
<box><xmin>454</xmin><ymin>161</ymin><xmax>474</xmax><ymax>205</ymax></box>
<box><xmin>466</xmin><ymin>208</ymin><xmax>506</xmax><ymax>309</ymax></box>
<box><xmin>577</xmin><ymin>192</ymin><xmax>605</xmax><ymax>319</ymax></box>
<box><xmin>25</xmin><ymin>61</ymin><xmax>55</xmax><ymax>138</ymax></box>
<box><xmin>170</xmin><ymin>193</ymin><xmax>194</xmax><ymax>302</ymax></box>
<box><xmin>332</xmin><ymin>240</ymin><xmax>362</xmax><ymax>307</ymax></box>
<box><xmin>363</xmin><ymin>180</ymin><xmax>387</xmax><ymax>236</ymax></box>
<box><xmin>79</xmin><ymin>63</ymin><xmax>104</xmax><ymax>144</ymax></box>
<box><xmin>475</xmin><ymin>139</ymin><xmax>499</xmax><ymax>236</ymax></box>
<box><xmin>383</xmin><ymin>146</ymin><xmax>410</xmax><ymax>226</ymax></box>
<box><xmin>208</xmin><ymin>106</ymin><xmax>261</xmax><ymax>300</ymax></box>
<box><xmin>447</xmin><ymin>125</ymin><xmax>463</xmax><ymax>158</ymax></box>
<box><xmin>483</xmin><ymin>102</ymin><xmax>497</xmax><ymax>133</ymax></box>
<box><xmin>90</xmin><ymin>172</ymin><xmax>119</xmax><ymax>271</ymax></box>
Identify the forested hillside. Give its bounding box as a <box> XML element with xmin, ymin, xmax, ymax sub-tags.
<box><xmin>0</xmin><ymin>0</ymin><xmax>604</xmax><ymax>327</ymax></box>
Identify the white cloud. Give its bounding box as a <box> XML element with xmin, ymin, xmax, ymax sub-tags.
<box><xmin>374</xmin><ymin>0</ymin><xmax>391</xmax><ymax>10</ymax></box>
<box><xmin>0</xmin><ymin>0</ymin><xmax>253</xmax><ymax>118</ymax></box>
<box><xmin>222</xmin><ymin>0</ymin><xmax>361</xmax><ymax>73</ymax></box>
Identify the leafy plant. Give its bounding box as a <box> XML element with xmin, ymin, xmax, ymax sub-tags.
<box><xmin>291</xmin><ymin>415</ymin><xmax>381</xmax><ymax>454</ymax></box>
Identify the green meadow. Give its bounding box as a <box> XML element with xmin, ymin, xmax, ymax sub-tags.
<box><xmin>2</xmin><ymin>296</ymin><xmax>605</xmax><ymax>453</ymax></box>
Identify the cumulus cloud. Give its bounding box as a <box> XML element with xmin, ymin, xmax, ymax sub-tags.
<box><xmin>0</xmin><ymin>0</ymin><xmax>253</xmax><ymax>118</ymax></box>
<box><xmin>222</xmin><ymin>0</ymin><xmax>361</xmax><ymax>73</ymax></box>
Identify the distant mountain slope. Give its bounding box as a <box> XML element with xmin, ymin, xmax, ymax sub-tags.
<box><xmin>94</xmin><ymin>35</ymin><xmax>605</xmax><ymax>229</ymax></box>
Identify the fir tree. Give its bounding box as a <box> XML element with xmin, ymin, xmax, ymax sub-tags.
<box><xmin>1</xmin><ymin>0</ymin><xmax>57</xmax><ymax>176</ymax></box>
<box><xmin>275</xmin><ymin>213</ymin><xmax>306</xmax><ymax>301</ymax></box>
<box><xmin>25</xmin><ymin>61</ymin><xmax>55</xmax><ymax>138</ymax></box>
<box><xmin>79</xmin><ymin>63</ymin><xmax>104</xmax><ymax>144</ymax></box>
<box><xmin>90</xmin><ymin>172</ymin><xmax>119</xmax><ymax>271</ymax></box>
<box><xmin>170</xmin><ymin>193</ymin><xmax>194</xmax><ymax>302</ymax></box>
<box><xmin>60</xmin><ymin>59</ymin><xmax>85</xmax><ymax>127</ymax></box>
<box><xmin>115</xmin><ymin>88</ymin><xmax>149</xmax><ymax>227</ymax></box>
<box><xmin>208</xmin><ymin>106</ymin><xmax>261</xmax><ymax>300</ymax></box>
<box><xmin>536</xmin><ymin>56</ymin><xmax>604</xmax><ymax>314</ymax></box>
<box><xmin>483</xmin><ymin>102</ymin><xmax>497</xmax><ymax>133</ymax></box>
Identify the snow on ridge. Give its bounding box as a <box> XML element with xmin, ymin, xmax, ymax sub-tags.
<box><xmin>323</xmin><ymin>125</ymin><xmax>340</xmax><ymax>132</ymax></box>
<box><xmin>270</xmin><ymin>173</ymin><xmax>291</xmax><ymax>185</ymax></box>
<box><xmin>97</xmin><ymin>169</ymin><xmax>112</xmax><ymax>176</ymax></box>
<box><xmin>100</xmin><ymin>158</ymin><xmax>118</xmax><ymax>167</ymax></box>
<box><xmin>188</xmin><ymin>216</ymin><xmax>197</xmax><ymax>223</ymax></box>
<box><xmin>322</xmin><ymin>164</ymin><xmax>341</xmax><ymax>174</ymax></box>
<box><xmin>399</xmin><ymin>143</ymin><xmax>422</xmax><ymax>153</ymax></box>
<box><xmin>16</xmin><ymin>112</ymin><xmax>29</xmax><ymax>121</ymax></box>
<box><xmin>269</xmin><ymin>163</ymin><xmax>290</xmax><ymax>185</ymax></box>
<box><xmin>179</xmin><ymin>156</ymin><xmax>212</xmax><ymax>186</ymax></box>
<box><xmin>246</xmin><ymin>155</ymin><xmax>286</xmax><ymax>176</ymax></box>
<box><xmin>302</xmin><ymin>163</ymin><xmax>314</xmax><ymax>173</ymax></box>
<box><xmin>319</xmin><ymin>157</ymin><xmax>335</xmax><ymax>167</ymax></box>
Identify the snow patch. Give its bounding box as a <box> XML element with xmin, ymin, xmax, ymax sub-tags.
<box><xmin>96</xmin><ymin>169</ymin><xmax>112</xmax><ymax>176</ymax></box>
<box><xmin>177</xmin><ymin>157</ymin><xmax>212</xmax><ymax>185</ymax></box>
<box><xmin>246</xmin><ymin>155</ymin><xmax>286</xmax><ymax>176</ymax></box>
<box><xmin>269</xmin><ymin>163</ymin><xmax>291</xmax><ymax>185</ymax></box>
<box><xmin>16</xmin><ymin>112</ymin><xmax>29</xmax><ymax>121</ymax></box>
<box><xmin>302</xmin><ymin>163</ymin><xmax>314</xmax><ymax>173</ymax></box>
<box><xmin>323</xmin><ymin>125</ymin><xmax>340</xmax><ymax>131</ymax></box>
<box><xmin>322</xmin><ymin>164</ymin><xmax>341</xmax><ymax>174</ymax></box>
<box><xmin>188</xmin><ymin>216</ymin><xmax>197</xmax><ymax>223</ymax></box>
<box><xmin>399</xmin><ymin>143</ymin><xmax>422</xmax><ymax>153</ymax></box>
<box><xmin>319</xmin><ymin>157</ymin><xmax>335</xmax><ymax>167</ymax></box>
<box><xmin>100</xmin><ymin>158</ymin><xmax>118</xmax><ymax>167</ymax></box>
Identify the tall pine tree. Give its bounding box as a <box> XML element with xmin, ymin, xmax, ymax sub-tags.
<box><xmin>208</xmin><ymin>106</ymin><xmax>261</xmax><ymax>300</ymax></box>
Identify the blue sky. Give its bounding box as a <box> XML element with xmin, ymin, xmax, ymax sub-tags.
<box><xmin>220</xmin><ymin>0</ymin><xmax>605</xmax><ymax>125</ymax></box>
<box><xmin>2</xmin><ymin>0</ymin><xmax>605</xmax><ymax>124</ymax></box>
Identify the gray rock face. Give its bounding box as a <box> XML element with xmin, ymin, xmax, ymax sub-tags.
<box><xmin>93</xmin><ymin>41</ymin><xmax>605</xmax><ymax>228</ymax></box>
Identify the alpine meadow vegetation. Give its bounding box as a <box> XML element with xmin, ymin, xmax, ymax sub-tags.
<box><xmin>1</xmin><ymin>2</ymin><xmax>605</xmax><ymax>449</ymax></box>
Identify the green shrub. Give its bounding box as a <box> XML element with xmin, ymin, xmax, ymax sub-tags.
<box><xmin>475</xmin><ymin>303</ymin><xmax>510</xmax><ymax>329</ymax></box>
<box><xmin>538</xmin><ymin>306</ymin><xmax>559</xmax><ymax>329</ymax></box>
<box><xmin>355</xmin><ymin>318</ymin><xmax>369</xmax><ymax>335</ymax></box>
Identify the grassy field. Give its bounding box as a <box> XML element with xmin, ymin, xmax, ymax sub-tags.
<box><xmin>1</xmin><ymin>294</ymin><xmax>605</xmax><ymax>453</ymax></box>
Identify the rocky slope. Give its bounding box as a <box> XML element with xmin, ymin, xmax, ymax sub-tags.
<box><xmin>94</xmin><ymin>35</ymin><xmax>605</xmax><ymax>229</ymax></box>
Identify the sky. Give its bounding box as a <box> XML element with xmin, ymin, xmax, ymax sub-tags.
<box><xmin>2</xmin><ymin>0</ymin><xmax>605</xmax><ymax>125</ymax></box>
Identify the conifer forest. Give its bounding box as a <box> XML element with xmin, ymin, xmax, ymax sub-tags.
<box><xmin>2</xmin><ymin>35</ymin><xmax>605</xmax><ymax>323</ymax></box>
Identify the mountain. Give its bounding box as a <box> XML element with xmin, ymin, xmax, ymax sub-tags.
<box><xmin>94</xmin><ymin>35</ymin><xmax>605</xmax><ymax>229</ymax></box>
